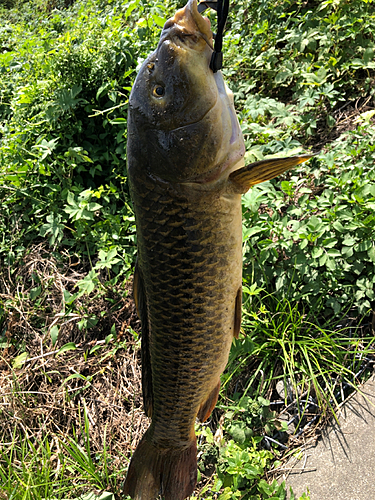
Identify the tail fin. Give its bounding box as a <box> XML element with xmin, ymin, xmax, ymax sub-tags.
<box><xmin>123</xmin><ymin>429</ymin><xmax>197</xmax><ymax>500</ymax></box>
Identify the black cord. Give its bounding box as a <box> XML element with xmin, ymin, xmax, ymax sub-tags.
<box><xmin>209</xmin><ymin>0</ymin><xmax>230</xmax><ymax>73</ymax></box>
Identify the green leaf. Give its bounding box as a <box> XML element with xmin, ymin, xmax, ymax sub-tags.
<box><xmin>13</xmin><ymin>352</ymin><xmax>29</xmax><ymax>369</ymax></box>
<box><xmin>319</xmin><ymin>253</ymin><xmax>328</xmax><ymax>266</ymax></box>
<box><xmin>368</xmin><ymin>246</ymin><xmax>375</xmax><ymax>263</ymax></box>
<box><xmin>363</xmin><ymin>47</ymin><xmax>374</xmax><ymax>65</ymax></box>
<box><xmin>63</xmin><ymin>373</ymin><xmax>86</xmax><ymax>383</ymax></box>
<box><xmin>63</xmin><ymin>290</ymin><xmax>78</xmax><ymax>305</ymax></box>
<box><xmin>76</xmin><ymin>270</ymin><xmax>98</xmax><ymax>296</ymax></box>
<box><xmin>342</xmin><ymin>245</ymin><xmax>354</xmax><ymax>258</ymax></box>
<box><xmin>327</xmin><ymin>249</ymin><xmax>341</xmax><ymax>257</ymax></box>
<box><xmin>29</xmin><ymin>286</ymin><xmax>42</xmax><ymax>300</ymax></box>
<box><xmin>152</xmin><ymin>14</ymin><xmax>166</xmax><ymax>28</ymax></box>
<box><xmin>229</xmin><ymin>424</ymin><xmax>246</xmax><ymax>444</ymax></box>
<box><xmin>32</xmin><ymin>138</ymin><xmax>59</xmax><ymax>159</ymax></box>
<box><xmin>356</xmin><ymin>241</ymin><xmax>372</xmax><ymax>252</ymax></box>
<box><xmin>243</xmin><ymin>283</ymin><xmax>263</xmax><ymax>296</ymax></box>
<box><xmin>40</xmin><ymin>213</ymin><xmax>64</xmax><ymax>245</ymax></box>
<box><xmin>95</xmin><ymin>248</ymin><xmax>121</xmax><ymax>270</ymax></box>
<box><xmin>125</xmin><ymin>0</ymin><xmax>140</xmax><ymax>19</ymax></box>
<box><xmin>342</xmin><ymin>237</ymin><xmax>356</xmax><ymax>246</ymax></box>
<box><xmin>87</xmin><ymin>202</ymin><xmax>102</xmax><ymax>212</ymax></box>
<box><xmin>67</xmin><ymin>191</ymin><xmax>76</xmax><ymax>206</ymax></box>
<box><xmin>57</xmin><ymin>342</ymin><xmax>77</xmax><ymax>355</ymax></box>
<box><xmin>332</xmin><ymin>221</ymin><xmax>345</xmax><ymax>232</ymax></box>
<box><xmin>258</xmin><ymin>396</ymin><xmax>270</xmax><ymax>406</ymax></box>
<box><xmin>89</xmin><ymin>344</ymin><xmax>102</xmax><ymax>355</ymax></box>
<box><xmin>106</xmin><ymin>332</ymin><xmax>114</xmax><ymax>344</ymax></box>
<box><xmin>307</xmin><ymin>215</ymin><xmax>322</xmax><ymax>231</ymax></box>
<box><xmin>326</xmin><ymin>258</ymin><xmax>336</xmax><ymax>271</ymax></box>
<box><xmin>311</xmin><ymin>247</ymin><xmax>323</xmax><ymax>259</ymax></box>
<box><xmin>326</xmin><ymin>115</ymin><xmax>336</xmax><ymax>128</ymax></box>
<box><xmin>50</xmin><ymin>325</ymin><xmax>59</xmax><ymax>346</ymax></box>
<box><xmin>275</xmin><ymin>70</ymin><xmax>292</xmax><ymax>84</ymax></box>
<box><xmin>110</xmin><ymin>117</ymin><xmax>127</xmax><ymax>124</ymax></box>
<box><xmin>322</xmin><ymin>238</ymin><xmax>338</xmax><ymax>248</ymax></box>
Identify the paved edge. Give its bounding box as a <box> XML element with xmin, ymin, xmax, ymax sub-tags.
<box><xmin>280</xmin><ymin>375</ymin><xmax>375</xmax><ymax>500</ymax></box>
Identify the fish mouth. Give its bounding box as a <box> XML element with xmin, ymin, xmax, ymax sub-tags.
<box><xmin>153</xmin><ymin>0</ymin><xmax>217</xmax><ymax>130</ymax></box>
<box><xmin>160</xmin><ymin>0</ymin><xmax>214</xmax><ymax>50</ymax></box>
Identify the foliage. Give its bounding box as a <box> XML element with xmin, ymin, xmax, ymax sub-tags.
<box><xmin>0</xmin><ymin>0</ymin><xmax>171</xmax><ymax>276</ymax></box>
<box><xmin>0</xmin><ymin>411</ymin><xmax>126</xmax><ymax>499</ymax></box>
<box><xmin>1</xmin><ymin>0</ymin><xmax>374</xmax><ymax>499</ymax></box>
<box><xmin>0</xmin><ymin>403</ymin><xmax>307</xmax><ymax>500</ymax></box>
<box><xmin>224</xmin><ymin>0</ymin><xmax>375</xmax><ymax>139</ymax></box>
<box><xmin>225</xmin><ymin>294</ymin><xmax>375</xmax><ymax>420</ymax></box>
<box><xmin>241</xmin><ymin>125</ymin><xmax>375</xmax><ymax>317</ymax></box>
<box><xmin>1</xmin><ymin>0</ymin><xmax>374</xmax><ymax>313</ymax></box>
<box><xmin>224</xmin><ymin>396</ymin><xmax>287</xmax><ymax>444</ymax></box>
<box><xmin>194</xmin><ymin>400</ymin><xmax>309</xmax><ymax>500</ymax></box>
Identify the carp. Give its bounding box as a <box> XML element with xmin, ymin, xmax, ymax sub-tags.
<box><xmin>124</xmin><ymin>1</ymin><xmax>311</xmax><ymax>498</ymax></box>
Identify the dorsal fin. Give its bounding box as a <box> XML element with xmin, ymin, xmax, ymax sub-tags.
<box><xmin>133</xmin><ymin>262</ymin><xmax>153</xmax><ymax>418</ymax></box>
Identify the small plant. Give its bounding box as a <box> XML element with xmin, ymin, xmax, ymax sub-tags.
<box><xmin>195</xmin><ymin>416</ymin><xmax>309</xmax><ymax>500</ymax></box>
<box><xmin>1</xmin><ymin>1</ymin><xmax>374</xmax><ymax>499</ymax></box>
<box><xmin>224</xmin><ymin>396</ymin><xmax>287</xmax><ymax>445</ymax></box>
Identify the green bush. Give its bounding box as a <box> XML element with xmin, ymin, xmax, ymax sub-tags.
<box><xmin>241</xmin><ymin>125</ymin><xmax>375</xmax><ymax>317</ymax></box>
<box><xmin>224</xmin><ymin>0</ymin><xmax>375</xmax><ymax>136</ymax></box>
<box><xmin>0</xmin><ymin>0</ymin><xmax>171</xmax><ymax>270</ymax></box>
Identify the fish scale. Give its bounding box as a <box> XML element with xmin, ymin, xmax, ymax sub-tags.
<box><xmin>123</xmin><ymin>1</ymin><xmax>311</xmax><ymax>497</ymax></box>
<box><xmin>131</xmin><ymin>173</ymin><xmax>242</xmax><ymax>449</ymax></box>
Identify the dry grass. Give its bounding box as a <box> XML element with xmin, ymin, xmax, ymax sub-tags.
<box><xmin>0</xmin><ymin>244</ymin><xmax>148</xmax><ymax>494</ymax></box>
<box><xmin>1</xmin><ymin>244</ymin><xmax>373</xmax><ymax>499</ymax></box>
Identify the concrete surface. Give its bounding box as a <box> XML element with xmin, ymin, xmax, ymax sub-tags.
<box><xmin>280</xmin><ymin>375</ymin><xmax>375</xmax><ymax>500</ymax></box>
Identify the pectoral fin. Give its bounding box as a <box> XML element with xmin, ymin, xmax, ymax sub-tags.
<box><xmin>133</xmin><ymin>262</ymin><xmax>153</xmax><ymax>418</ymax></box>
<box><xmin>229</xmin><ymin>154</ymin><xmax>313</xmax><ymax>194</ymax></box>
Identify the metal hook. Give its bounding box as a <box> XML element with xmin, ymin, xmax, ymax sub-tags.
<box><xmin>197</xmin><ymin>1</ymin><xmax>218</xmax><ymax>13</ymax></box>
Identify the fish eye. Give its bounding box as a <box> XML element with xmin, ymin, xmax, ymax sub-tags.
<box><xmin>153</xmin><ymin>85</ymin><xmax>165</xmax><ymax>98</ymax></box>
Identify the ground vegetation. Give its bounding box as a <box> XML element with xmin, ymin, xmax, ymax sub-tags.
<box><xmin>0</xmin><ymin>0</ymin><xmax>374</xmax><ymax>499</ymax></box>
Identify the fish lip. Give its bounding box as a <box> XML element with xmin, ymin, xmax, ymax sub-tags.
<box><xmin>160</xmin><ymin>0</ymin><xmax>214</xmax><ymax>50</ymax></box>
<box><xmin>159</xmin><ymin>25</ymin><xmax>213</xmax><ymax>51</ymax></box>
<box><xmin>158</xmin><ymin>25</ymin><xmax>210</xmax><ymax>50</ymax></box>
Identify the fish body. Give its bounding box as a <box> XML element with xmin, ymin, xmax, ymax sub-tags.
<box><xmin>124</xmin><ymin>1</ymin><xmax>311</xmax><ymax>498</ymax></box>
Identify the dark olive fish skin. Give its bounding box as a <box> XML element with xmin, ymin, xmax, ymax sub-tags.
<box><xmin>123</xmin><ymin>1</ymin><xmax>312</xmax><ymax>498</ymax></box>
<box><xmin>124</xmin><ymin>170</ymin><xmax>242</xmax><ymax>500</ymax></box>
<box><xmin>132</xmin><ymin>172</ymin><xmax>242</xmax><ymax>445</ymax></box>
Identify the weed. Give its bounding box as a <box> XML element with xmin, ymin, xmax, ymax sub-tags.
<box><xmin>1</xmin><ymin>0</ymin><xmax>374</xmax><ymax>499</ymax></box>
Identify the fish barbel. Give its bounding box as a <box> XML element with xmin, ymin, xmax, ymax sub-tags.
<box><xmin>124</xmin><ymin>1</ymin><xmax>311</xmax><ymax>498</ymax></box>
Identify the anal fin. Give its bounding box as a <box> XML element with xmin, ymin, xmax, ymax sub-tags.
<box><xmin>229</xmin><ymin>154</ymin><xmax>314</xmax><ymax>194</ymax></box>
<box><xmin>197</xmin><ymin>380</ymin><xmax>221</xmax><ymax>422</ymax></box>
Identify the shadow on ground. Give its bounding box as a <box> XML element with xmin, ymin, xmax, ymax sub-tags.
<box><xmin>282</xmin><ymin>375</ymin><xmax>375</xmax><ymax>500</ymax></box>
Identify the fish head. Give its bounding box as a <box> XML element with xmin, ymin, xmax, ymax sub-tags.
<box><xmin>127</xmin><ymin>0</ymin><xmax>245</xmax><ymax>184</ymax></box>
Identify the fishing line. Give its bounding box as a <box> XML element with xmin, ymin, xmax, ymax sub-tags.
<box><xmin>210</xmin><ymin>0</ymin><xmax>229</xmax><ymax>72</ymax></box>
<box><xmin>198</xmin><ymin>0</ymin><xmax>230</xmax><ymax>73</ymax></box>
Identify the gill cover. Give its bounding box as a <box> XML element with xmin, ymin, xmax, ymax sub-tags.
<box><xmin>127</xmin><ymin>0</ymin><xmax>245</xmax><ymax>184</ymax></box>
